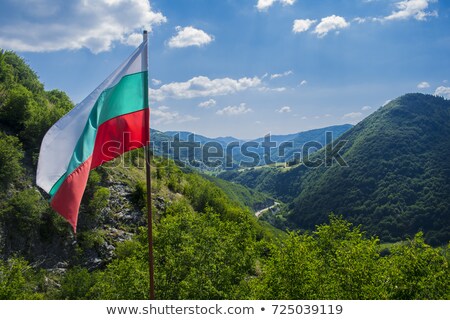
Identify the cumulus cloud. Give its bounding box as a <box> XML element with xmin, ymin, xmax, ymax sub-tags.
<box><xmin>435</xmin><ymin>86</ymin><xmax>450</xmax><ymax>99</ymax></box>
<box><xmin>313</xmin><ymin>15</ymin><xmax>350</xmax><ymax>37</ymax></box>
<box><xmin>270</xmin><ymin>70</ymin><xmax>294</xmax><ymax>79</ymax></box>
<box><xmin>216</xmin><ymin>103</ymin><xmax>253</xmax><ymax>116</ymax></box>
<box><xmin>0</xmin><ymin>0</ymin><xmax>166</xmax><ymax>53</ymax></box>
<box><xmin>257</xmin><ymin>0</ymin><xmax>296</xmax><ymax>11</ymax></box>
<box><xmin>361</xmin><ymin>106</ymin><xmax>372</xmax><ymax>111</ymax></box>
<box><xmin>198</xmin><ymin>99</ymin><xmax>217</xmax><ymax>108</ymax></box>
<box><xmin>293</xmin><ymin>19</ymin><xmax>317</xmax><ymax>33</ymax></box>
<box><xmin>152</xmin><ymin>108</ymin><xmax>199</xmax><ymax>125</ymax></box>
<box><xmin>123</xmin><ymin>32</ymin><xmax>144</xmax><ymax>47</ymax></box>
<box><xmin>417</xmin><ymin>81</ymin><xmax>430</xmax><ymax>89</ymax></box>
<box><xmin>149</xmin><ymin>76</ymin><xmax>262</xmax><ymax>101</ymax></box>
<box><xmin>167</xmin><ymin>26</ymin><xmax>214</xmax><ymax>48</ymax></box>
<box><xmin>277</xmin><ymin>106</ymin><xmax>292</xmax><ymax>113</ymax></box>
<box><xmin>384</xmin><ymin>0</ymin><xmax>438</xmax><ymax>21</ymax></box>
<box><xmin>299</xmin><ymin>80</ymin><xmax>308</xmax><ymax>86</ymax></box>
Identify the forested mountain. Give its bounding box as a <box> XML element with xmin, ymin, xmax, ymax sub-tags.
<box><xmin>219</xmin><ymin>94</ymin><xmax>450</xmax><ymax>245</ymax></box>
<box><xmin>0</xmin><ymin>50</ymin><xmax>448</xmax><ymax>300</ymax></box>
<box><xmin>151</xmin><ymin>124</ymin><xmax>352</xmax><ymax>171</ymax></box>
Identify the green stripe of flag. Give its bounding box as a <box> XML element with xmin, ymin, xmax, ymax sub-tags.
<box><xmin>49</xmin><ymin>71</ymin><xmax>147</xmax><ymax>197</ymax></box>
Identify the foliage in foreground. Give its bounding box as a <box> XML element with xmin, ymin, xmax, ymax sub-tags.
<box><xmin>250</xmin><ymin>216</ymin><xmax>449</xmax><ymax>300</ymax></box>
<box><xmin>2</xmin><ymin>215</ymin><xmax>448</xmax><ymax>300</ymax></box>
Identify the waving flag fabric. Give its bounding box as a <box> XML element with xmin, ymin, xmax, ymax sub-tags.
<box><xmin>37</xmin><ymin>39</ymin><xmax>149</xmax><ymax>232</ymax></box>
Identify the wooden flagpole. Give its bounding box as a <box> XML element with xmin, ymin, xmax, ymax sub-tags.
<box><xmin>143</xmin><ymin>30</ymin><xmax>155</xmax><ymax>300</ymax></box>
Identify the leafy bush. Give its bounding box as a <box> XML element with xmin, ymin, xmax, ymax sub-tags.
<box><xmin>0</xmin><ymin>84</ymin><xmax>34</xmax><ymax>132</ymax></box>
<box><xmin>0</xmin><ymin>188</ymin><xmax>47</xmax><ymax>254</ymax></box>
<box><xmin>58</xmin><ymin>267</ymin><xmax>97</xmax><ymax>300</ymax></box>
<box><xmin>89</xmin><ymin>187</ymin><xmax>110</xmax><ymax>216</ymax></box>
<box><xmin>0</xmin><ymin>257</ymin><xmax>43</xmax><ymax>299</ymax></box>
<box><xmin>0</xmin><ymin>132</ymin><xmax>23</xmax><ymax>190</ymax></box>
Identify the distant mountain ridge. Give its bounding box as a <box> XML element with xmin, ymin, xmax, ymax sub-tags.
<box><xmin>153</xmin><ymin>125</ymin><xmax>353</xmax><ymax>168</ymax></box>
<box><xmin>219</xmin><ymin>94</ymin><xmax>450</xmax><ymax>245</ymax></box>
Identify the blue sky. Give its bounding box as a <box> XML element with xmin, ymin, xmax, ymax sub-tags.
<box><xmin>0</xmin><ymin>0</ymin><xmax>449</xmax><ymax>139</ymax></box>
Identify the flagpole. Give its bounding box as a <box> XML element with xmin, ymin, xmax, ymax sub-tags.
<box><xmin>143</xmin><ymin>30</ymin><xmax>155</xmax><ymax>300</ymax></box>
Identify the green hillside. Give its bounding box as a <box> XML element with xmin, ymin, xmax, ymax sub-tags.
<box><xmin>201</xmin><ymin>174</ymin><xmax>275</xmax><ymax>212</ymax></box>
<box><xmin>219</xmin><ymin>94</ymin><xmax>450</xmax><ymax>245</ymax></box>
<box><xmin>292</xmin><ymin>94</ymin><xmax>450</xmax><ymax>244</ymax></box>
<box><xmin>0</xmin><ymin>51</ymin><xmax>448</xmax><ymax>300</ymax></box>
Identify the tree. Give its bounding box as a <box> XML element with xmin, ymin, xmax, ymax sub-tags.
<box><xmin>0</xmin><ymin>257</ymin><xmax>43</xmax><ymax>300</ymax></box>
<box><xmin>0</xmin><ymin>84</ymin><xmax>33</xmax><ymax>132</ymax></box>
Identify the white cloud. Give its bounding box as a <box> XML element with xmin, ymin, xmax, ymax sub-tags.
<box><xmin>157</xmin><ymin>106</ymin><xmax>170</xmax><ymax>111</ymax></box>
<box><xmin>417</xmin><ymin>81</ymin><xmax>430</xmax><ymax>89</ymax></box>
<box><xmin>353</xmin><ymin>17</ymin><xmax>367</xmax><ymax>24</ymax></box>
<box><xmin>385</xmin><ymin>0</ymin><xmax>438</xmax><ymax>21</ymax></box>
<box><xmin>277</xmin><ymin>106</ymin><xmax>292</xmax><ymax>113</ymax></box>
<box><xmin>435</xmin><ymin>86</ymin><xmax>450</xmax><ymax>99</ymax></box>
<box><xmin>361</xmin><ymin>106</ymin><xmax>372</xmax><ymax>111</ymax></box>
<box><xmin>122</xmin><ymin>32</ymin><xmax>144</xmax><ymax>47</ymax></box>
<box><xmin>198</xmin><ymin>99</ymin><xmax>217</xmax><ymax>108</ymax></box>
<box><xmin>152</xmin><ymin>108</ymin><xmax>199</xmax><ymax>125</ymax></box>
<box><xmin>301</xmin><ymin>116</ymin><xmax>308</xmax><ymax>120</ymax></box>
<box><xmin>313</xmin><ymin>15</ymin><xmax>350</xmax><ymax>38</ymax></box>
<box><xmin>151</xmin><ymin>79</ymin><xmax>162</xmax><ymax>86</ymax></box>
<box><xmin>270</xmin><ymin>70</ymin><xmax>293</xmax><ymax>79</ymax></box>
<box><xmin>216</xmin><ymin>103</ymin><xmax>253</xmax><ymax>116</ymax></box>
<box><xmin>293</xmin><ymin>19</ymin><xmax>317</xmax><ymax>33</ymax></box>
<box><xmin>150</xmin><ymin>76</ymin><xmax>262</xmax><ymax>101</ymax></box>
<box><xmin>0</xmin><ymin>0</ymin><xmax>166</xmax><ymax>53</ymax></box>
<box><xmin>257</xmin><ymin>0</ymin><xmax>276</xmax><ymax>11</ymax></box>
<box><xmin>343</xmin><ymin>112</ymin><xmax>363</xmax><ymax>119</ymax></box>
<box><xmin>256</xmin><ymin>0</ymin><xmax>296</xmax><ymax>11</ymax></box>
<box><xmin>281</xmin><ymin>0</ymin><xmax>296</xmax><ymax>5</ymax></box>
<box><xmin>299</xmin><ymin>80</ymin><xmax>308</xmax><ymax>86</ymax></box>
<box><xmin>167</xmin><ymin>26</ymin><xmax>214</xmax><ymax>48</ymax></box>
<box><xmin>258</xmin><ymin>87</ymin><xmax>287</xmax><ymax>92</ymax></box>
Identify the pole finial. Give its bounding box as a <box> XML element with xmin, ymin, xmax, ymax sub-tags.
<box><xmin>143</xmin><ymin>30</ymin><xmax>148</xmax><ymax>42</ymax></box>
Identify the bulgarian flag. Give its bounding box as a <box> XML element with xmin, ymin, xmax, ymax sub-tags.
<box><xmin>37</xmin><ymin>35</ymin><xmax>149</xmax><ymax>232</ymax></box>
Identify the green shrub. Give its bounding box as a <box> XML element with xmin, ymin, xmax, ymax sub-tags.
<box><xmin>0</xmin><ymin>257</ymin><xmax>43</xmax><ymax>299</ymax></box>
<box><xmin>0</xmin><ymin>132</ymin><xmax>24</xmax><ymax>190</ymax></box>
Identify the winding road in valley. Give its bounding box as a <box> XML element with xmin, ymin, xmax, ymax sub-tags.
<box><xmin>255</xmin><ymin>202</ymin><xmax>280</xmax><ymax>218</ymax></box>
